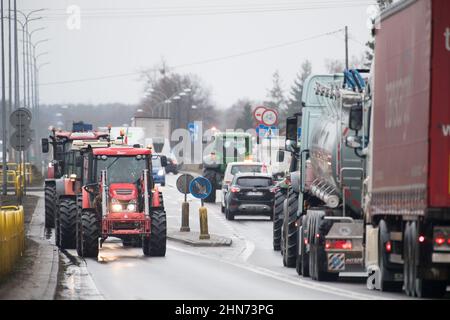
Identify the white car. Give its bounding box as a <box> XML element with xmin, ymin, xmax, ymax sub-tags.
<box><xmin>221</xmin><ymin>161</ymin><xmax>271</xmax><ymax>212</ymax></box>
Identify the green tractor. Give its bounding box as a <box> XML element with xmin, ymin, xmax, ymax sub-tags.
<box><xmin>202</xmin><ymin>132</ymin><xmax>253</xmax><ymax>203</ymax></box>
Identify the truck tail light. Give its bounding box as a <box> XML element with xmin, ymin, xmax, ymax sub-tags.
<box><xmin>325</xmin><ymin>240</ymin><xmax>352</xmax><ymax>250</ymax></box>
<box><xmin>230</xmin><ymin>186</ymin><xmax>240</xmax><ymax>193</ymax></box>
<box><xmin>418</xmin><ymin>235</ymin><xmax>425</xmax><ymax>243</ymax></box>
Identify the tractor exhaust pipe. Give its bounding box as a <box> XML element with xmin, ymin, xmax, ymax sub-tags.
<box><xmin>143</xmin><ymin>169</ymin><xmax>150</xmax><ymax>216</ymax></box>
<box><xmin>101</xmin><ymin>170</ymin><xmax>108</xmax><ymax>216</ymax></box>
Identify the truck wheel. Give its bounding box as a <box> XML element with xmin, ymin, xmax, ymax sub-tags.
<box><xmin>282</xmin><ymin>191</ymin><xmax>298</xmax><ymax>268</ymax></box>
<box><xmin>309</xmin><ymin>212</ymin><xmax>338</xmax><ymax>281</ymax></box>
<box><xmin>59</xmin><ymin>198</ymin><xmax>78</xmax><ymax>249</ymax></box>
<box><xmin>203</xmin><ymin>170</ymin><xmax>216</xmax><ymax>203</ymax></box>
<box><xmin>300</xmin><ymin>215</ymin><xmax>310</xmax><ymax>277</ymax></box>
<box><xmin>272</xmin><ymin>190</ymin><xmax>286</xmax><ymax>251</ymax></box>
<box><xmin>379</xmin><ymin>219</ymin><xmax>402</xmax><ymax>292</ymax></box>
<box><xmin>45</xmin><ymin>184</ymin><xmax>56</xmax><ymax>228</ymax></box>
<box><xmin>296</xmin><ymin>228</ymin><xmax>302</xmax><ymax>276</ymax></box>
<box><xmin>404</xmin><ymin>221</ymin><xmax>447</xmax><ymax>298</ymax></box>
<box><xmin>143</xmin><ymin>209</ymin><xmax>166</xmax><ymax>257</ymax></box>
<box><xmin>80</xmin><ymin>210</ymin><xmax>99</xmax><ymax>258</ymax></box>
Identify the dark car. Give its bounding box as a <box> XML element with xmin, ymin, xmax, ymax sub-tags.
<box><xmin>165</xmin><ymin>156</ymin><xmax>180</xmax><ymax>174</ymax></box>
<box><xmin>224</xmin><ymin>173</ymin><xmax>276</xmax><ymax>220</ymax></box>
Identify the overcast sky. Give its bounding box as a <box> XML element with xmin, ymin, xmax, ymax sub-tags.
<box><xmin>22</xmin><ymin>0</ymin><xmax>376</xmax><ymax>109</ymax></box>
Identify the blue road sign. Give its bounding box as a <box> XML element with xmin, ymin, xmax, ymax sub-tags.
<box><xmin>188</xmin><ymin>122</ymin><xmax>199</xmax><ymax>142</ymax></box>
<box><xmin>256</xmin><ymin>124</ymin><xmax>278</xmax><ymax>138</ymax></box>
<box><xmin>189</xmin><ymin>176</ymin><xmax>212</xmax><ymax>199</ymax></box>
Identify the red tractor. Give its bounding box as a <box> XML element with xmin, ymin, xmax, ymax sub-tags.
<box><xmin>42</xmin><ymin>128</ymin><xmax>109</xmax><ymax>249</ymax></box>
<box><xmin>76</xmin><ymin>145</ymin><xmax>167</xmax><ymax>258</ymax></box>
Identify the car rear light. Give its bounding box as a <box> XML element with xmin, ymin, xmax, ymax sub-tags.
<box><xmin>325</xmin><ymin>240</ymin><xmax>352</xmax><ymax>250</ymax></box>
<box><xmin>385</xmin><ymin>241</ymin><xmax>392</xmax><ymax>253</ymax></box>
<box><xmin>230</xmin><ymin>186</ymin><xmax>240</xmax><ymax>193</ymax></box>
<box><xmin>418</xmin><ymin>235</ymin><xmax>425</xmax><ymax>243</ymax></box>
<box><xmin>434</xmin><ymin>235</ymin><xmax>446</xmax><ymax>246</ymax></box>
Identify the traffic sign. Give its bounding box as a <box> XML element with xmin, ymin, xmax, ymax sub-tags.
<box><xmin>176</xmin><ymin>174</ymin><xmax>195</xmax><ymax>194</ymax></box>
<box><xmin>256</xmin><ymin>124</ymin><xmax>278</xmax><ymax>137</ymax></box>
<box><xmin>10</xmin><ymin>108</ymin><xmax>32</xmax><ymax>128</ymax></box>
<box><xmin>10</xmin><ymin>130</ymin><xmax>32</xmax><ymax>151</ymax></box>
<box><xmin>253</xmin><ymin>106</ymin><xmax>266</xmax><ymax>122</ymax></box>
<box><xmin>188</xmin><ymin>122</ymin><xmax>199</xmax><ymax>142</ymax></box>
<box><xmin>189</xmin><ymin>176</ymin><xmax>212</xmax><ymax>200</ymax></box>
<box><xmin>261</xmin><ymin>109</ymin><xmax>278</xmax><ymax>126</ymax></box>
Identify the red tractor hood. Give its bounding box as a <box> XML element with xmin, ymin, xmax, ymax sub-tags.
<box><xmin>109</xmin><ymin>183</ymin><xmax>137</xmax><ymax>201</ymax></box>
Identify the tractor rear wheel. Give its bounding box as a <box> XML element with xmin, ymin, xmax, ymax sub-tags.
<box><xmin>273</xmin><ymin>189</ymin><xmax>286</xmax><ymax>251</ymax></box>
<box><xmin>203</xmin><ymin>170</ymin><xmax>217</xmax><ymax>203</ymax></box>
<box><xmin>79</xmin><ymin>210</ymin><xmax>99</xmax><ymax>258</ymax></box>
<box><xmin>59</xmin><ymin>198</ymin><xmax>78</xmax><ymax>249</ymax></box>
<box><xmin>143</xmin><ymin>209</ymin><xmax>167</xmax><ymax>256</ymax></box>
<box><xmin>45</xmin><ymin>184</ymin><xmax>56</xmax><ymax>228</ymax></box>
<box><xmin>75</xmin><ymin>196</ymin><xmax>82</xmax><ymax>256</ymax></box>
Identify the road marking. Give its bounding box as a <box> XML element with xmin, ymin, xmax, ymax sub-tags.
<box><xmin>167</xmin><ymin>244</ymin><xmax>388</xmax><ymax>300</ymax></box>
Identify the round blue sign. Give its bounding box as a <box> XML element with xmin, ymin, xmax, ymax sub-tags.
<box><xmin>189</xmin><ymin>176</ymin><xmax>212</xmax><ymax>199</ymax></box>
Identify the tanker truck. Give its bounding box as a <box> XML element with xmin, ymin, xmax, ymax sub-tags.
<box><xmin>345</xmin><ymin>0</ymin><xmax>450</xmax><ymax>298</ymax></box>
<box><xmin>279</xmin><ymin>70</ymin><xmax>369</xmax><ymax>280</ymax></box>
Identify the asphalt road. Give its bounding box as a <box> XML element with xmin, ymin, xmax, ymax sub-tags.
<box><xmin>59</xmin><ymin>173</ymin><xmax>448</xmax><ymax>300</ymax></box>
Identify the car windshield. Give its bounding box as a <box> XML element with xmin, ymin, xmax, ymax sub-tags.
<box><xmin>152</xmin><ymin>156</ymin><xmax>162</xmax><ymax>169</ymax></box>
<box><xmin>231</xmin><ymin>165</ymin><xmax>262</xmax><ymax>175</ymax></box>
<box><xmin>236</xmin><ymin>177</ymin><xmax>272</xmax><ymax>187</ymax></box>
<box><xmin>96</xmin><ymin>156</ymin><xmax>147</xmax><ymax>183</ymax></box>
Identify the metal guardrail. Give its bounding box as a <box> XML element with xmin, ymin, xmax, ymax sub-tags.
<box><xmin>0</xmin><ymin>206</ymin><xmax>25</xmax><ymax>279</ymax></box>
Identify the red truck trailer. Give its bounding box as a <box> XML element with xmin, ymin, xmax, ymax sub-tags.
<box><xmin>361</xmin><ymin>0</ymin><xmax>450</xmax><ymax>298</ymax></box>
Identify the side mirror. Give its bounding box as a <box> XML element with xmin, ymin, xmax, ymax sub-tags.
<box><xmin>349</xmin><ymin>105</ymin><xmax>363</xmax><ymax>131</ymax></box>
<box><xmin>41</xmin><ymin>138</ymin><xmax>49</xmax><ymax>153</ymax></box>
<box><xmin>286</xmin><ymin>116</ymin><xmax>298</xmax><ymax>141</ymax></box>
<box><xmin>76</xmin><ymin>155</ymin><xmax>83</xmax><ymax>167</ymax></box>
<box><xmin>285</xmin><ymin>140</ymin><xmax>296</xmax><ymax>153</ymax></box>
<box><xmin>160</xmin><ymin>155</ymin><xmax>168</xmax><ymax>167</ymax></box>
<box><xmin>346</xmin><ymin>136</ymin><xmax>363</xmax><ymax>149</ymax></box>
<box><xmin>277</xmin><ymin>150</ymin><xmax>285</xmax><ymax>162</ymax></box>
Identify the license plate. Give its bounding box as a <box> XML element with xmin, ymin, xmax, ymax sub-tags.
<box><xmin>247</xmin><ymin>192</ymin><xmax>263</xmax><ymax>196</ymax></box>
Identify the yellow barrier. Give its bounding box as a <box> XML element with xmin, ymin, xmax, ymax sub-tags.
<box><xmin>0</xmin><ymin>170</ymin><xmax>24</xmax><ymax>196</ymax></box>
<box><xmin>0</xmin><ymin>206</ymin><xmax>25</xmax><ymax>280</ymax></box>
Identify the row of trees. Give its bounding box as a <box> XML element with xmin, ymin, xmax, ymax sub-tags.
<box><xmin>136</xmin><ymin>0</ymin><xmax>393</xmax><ymax>133</ymax></box>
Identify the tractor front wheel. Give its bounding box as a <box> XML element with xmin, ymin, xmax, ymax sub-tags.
<box><xmin>143</xmin><ymin>209</ymin><xmax>167</xmax><ymax>257</ymax></box>
<box><xmin>45</xmin><ymin>184</ymin><xmax>56</xmax><ymax>228</ymax></box>
<box><xmin>79</xmin><ymin>210</ymin><xmax>99</xmax><ymax>258</ymax></box>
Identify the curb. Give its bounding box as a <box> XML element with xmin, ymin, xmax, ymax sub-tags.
<box><xmin>168</xmin><ymin>230</ymin><xmax>232</xmax><ymax>247</ymax></box>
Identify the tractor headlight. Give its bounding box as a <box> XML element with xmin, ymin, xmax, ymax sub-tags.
<box><xmin>127</xmin><ymin>203</ymin><xmax>136</xmax><ymax>212</ymax></box>
<box><xmin>111</xmin><ymin>203</ymin><xmax>123</xmax><ymax>212</ymax></box>
<box><xmin>157</xmin><ymin>169</ymin><xmax>164</xmax><ymax>176</ymax></box>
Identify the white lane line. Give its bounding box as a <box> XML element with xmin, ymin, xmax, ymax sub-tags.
<box><xmin>167</xmin><ymin>244</ymin><xmax>389</xmax><ymax>300</ymax></box>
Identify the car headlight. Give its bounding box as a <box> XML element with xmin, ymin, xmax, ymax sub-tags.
<box><xmin>157</xmin><ymin>169</ymin><xmax>164</xmax><ymax>176</ymax></box>
<box><xmin>111</xmin><ymin>203</ymin><xmax>122</xmax><ymax>212</ymax></box>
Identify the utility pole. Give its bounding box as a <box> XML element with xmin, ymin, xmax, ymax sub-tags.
<box><xmin>345</xmin><ymin>26</ymin><xmax>349</xmax><ymax>70</ymax></box>
<box><xmin>7</xmin><ymin>0</ymin><xmax>12</xmax><ymax>161</ymax></box>
<box><xmin>2</xmin><ymin>0</ymin><xmax>7</xmax><ymax>195</ymax></box>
